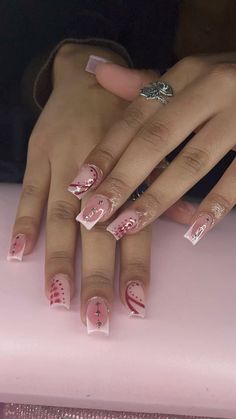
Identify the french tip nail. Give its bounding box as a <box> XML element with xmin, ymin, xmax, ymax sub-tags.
<box><xmin>86</xmin><ymin>297</ymin><xmax>110</xmax><ymax>335</ymax></box>
<box><xmin>49</xmin><ymin>274</ymin><xmax>71</xmax><ymax>310</ymax></box>
<box><xmin>85</xmin><ymin>55</ymin><xmax>109</xmax><ymax>74</ymax></box>
<box><xmin>7</xmin><ymin>233</ymin><xmax>26</xmax><ymax>261</ymax></box>
<box><xmin>68</xmin><ymin>164</ymin><xmax>103</xmax><ymax>200</ymax></box>
<box><xmin>106</xmin><ymin>210</ymin><xmax>140</xmax><ymax>240</ymax></box>
<box><xmin>76</xmin><ymin>194</ymin><xmax>110</xmax><ymax>230</ymax></box>
<box><xmin>184</xmin><ymin>213</ymin><xmax>214</xmax><ymax>246</ymax></box>
<box><xmin>125</xmin><ymin>281</ymin><xmax>146</xmax><ymax>318</ymax></box>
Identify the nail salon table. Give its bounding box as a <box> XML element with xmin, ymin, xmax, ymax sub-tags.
<box><xmin>0</xmin><ymin>184</ymin><xmax>236</xmax><ymax>419</ymax></box>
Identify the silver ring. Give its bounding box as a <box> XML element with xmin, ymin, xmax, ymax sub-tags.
<box><xmin>140</xmin><ymin>81</ymin><xmax>174</xmax><ymax>104</ymax></box>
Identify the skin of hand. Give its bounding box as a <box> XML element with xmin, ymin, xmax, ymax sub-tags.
<box><xmin>8</xmin><ymin>44</ymin><xmax>154</xmax><ymax>334</ymax></box>
<box><xmin>74</xmin><ymin>52</ymin><xmax>236</xmax><ymax>245</ymax></box>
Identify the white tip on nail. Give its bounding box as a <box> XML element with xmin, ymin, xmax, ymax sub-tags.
<box><xmin>85</xmin><ymin>55</ymin><xmax>109</xmax><ymax>74</ymax></box>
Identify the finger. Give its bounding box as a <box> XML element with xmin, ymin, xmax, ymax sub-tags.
<box><xmin>96</xmin><ymin>63</ymin><xmax>159</xmax><ymax>100</ymax></box>
<box><xmin>184</xmin><ymin>157</ymin><xmax>236</xmax><ymax>245</ymax></box>
<box><xmin>120</xmin><ymin>224</ymin><xmax>151</xmax><ymax>318</ymax></box>
<box><xmin>8</xmin><ymin>147</ymin><xmax>50</xmax><ymax>261</ymax></box>
<box><xmin>163</xmin><ymin>199</ymin><xmax>196</xmax><ymax>225</ymax></box>
<box><xmin>68</xmin><ymin>58</ymin><xmax>211</xmax><ymax>202</ymax></box>
<box><xmin>106</xmin><ymin>108</ymin><xmax>236</xmax><ymax>239</ymax></box>
<box><xmin>45</xmin><ymin>158</ymin><xmax>80</xmax><ymax>309</ymax></box>
<box><xmin>80</xmin><ymin>208</ymin><xmax>116</xmax><ymax>335</ymax></box>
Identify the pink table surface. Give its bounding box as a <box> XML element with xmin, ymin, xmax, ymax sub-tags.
<box><xmin>0</xmin><ymin>184</ymin><xmax>236</xmax><ymax>418</ymax></box>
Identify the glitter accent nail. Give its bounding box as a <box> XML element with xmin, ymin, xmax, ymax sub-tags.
<box><xmin>76</xmin><ymin>194</ymin><xmax>110</xmax><ymax>230</ymax></box>
<box><xmin>86</xmin><ymin>297</ymin><xmax>109</xmax><ymax>335</ymax></box>
<box><xmin>68</xmin><ymin>164</ymin><xmax>103</xmax><ymax>199</ymax></box>
<box><xmin>125</xmin><ymin>281</ymin><xmax>146</xmax><ymax>318</ymax></box>
<box><xmin>7</xmin><ymin>234</ymin><xmax>26</xmax><ymax>261</ymax></box>
<box><xmin>49</xmin><ymin>274</ymin><xmax>71</xmax><ymax>309</ymax></box>
<box><xmin>85</xmin><ymin>55</ymin><xmax>109</xmax><ymax>74</ymax></box>
<box><xmin>184</xmin><ymin>213</ymin><xmax>214</xmax><ymax>245</ymax></box>
<box><xmin>106</xmin><ymin>210</ymin><xmax>140</xmax><ymax>240</ymax></box>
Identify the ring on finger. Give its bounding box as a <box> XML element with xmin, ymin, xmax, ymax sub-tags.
<box><xmin>140</xmin><ymin>81</ymin><xmax>174</xmax><ymax>104</ymax></box>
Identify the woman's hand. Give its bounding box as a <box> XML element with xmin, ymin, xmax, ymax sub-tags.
<box><xmin>7</xmin><ymin>44</ymin><xmax>154</xmax><ymax>333</ymax></box>
<box><xmin>74</xmin><ymin>52</ymin><xmax>236</xmax><ymax>245</ymax></box>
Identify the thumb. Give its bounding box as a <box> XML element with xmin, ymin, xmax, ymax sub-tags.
<box><xmin>96</xmin><ymin>63</ymin><xmax>159</xmax><ymax>101</ymax></box>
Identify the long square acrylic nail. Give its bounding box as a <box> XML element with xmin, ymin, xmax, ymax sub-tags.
<box><xmin>76</xmin><ymin>194</ymin><xmax>110</xmax><ymax>230</ymax></box>
<box><xmin>85</xmin><ymin>55</ymin><xmax>109</xmax><ymax>74</ymax></box>
<box><xmin>86</xmin><ymin>297</ymin><xmax>109</xmax><ymax>335</ymax></box>
<box><xmin>184</xmin><ymin>213</ymin><xmax>214</xmax><ymax>245</ymax></box>
<box><xmin>49</xmin><ymin>274</ymin><xmax>71</xmax><ymax>309</ymax></box>
<box><xmin>68</xmin><ymin>164</ymin><xmax>103</xmax><ymax>199</ymax></box>
<box><xmin>125</xmin><ymin>281</ymin><xmax>146</xmax><ymax>318</ymax></box>
<box><xmin>7</xmin><ymin>234</ymin><xmax>26</xmax><ymax>261</ymax></box>
<box><xmin>107</xmin><ymin>210</ymin><xmax>140</xmax><ymax>240</ymax></box>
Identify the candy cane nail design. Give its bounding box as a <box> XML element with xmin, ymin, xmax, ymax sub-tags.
<box><xmin>76</xmin><ymin>194</ymin><xmax>110</xmax><ymax>230</ymax></box>
<box><xmin>125</xmin><ymin>281</ymin><xmax>146</xmax><ymax>318</ymax></box>
<box><xmin>50</xmin><ymin>274</ymin><xmax>70</xmax><ymax>309</ymax></box>
<box><xmin>184</xmin><ymin>213</ymin><xmax>214</xmax><ymax>245</ymax></box>
<box><xmin>86</xmin><ymin>297</ymin><xmax>109</xmax><ymax>335</ymax></box>
<box><xmin>7</xmin><ymin>234</ymin><xmax>26</xmax><ymax>261</ymax></box>
<box><xmin>85</xmin><ymin>55</ymin><xmax>109</xmax><ymax>74</ymax></box>
<box><xmin>68</xmin><ymin>164</ymin><xmax>103</xmax><ymax>199</ymax></box>
<box><xmin>106</xmin><ymin>210</ymin><xmax>140</xmax><ymax>240</ymax></box>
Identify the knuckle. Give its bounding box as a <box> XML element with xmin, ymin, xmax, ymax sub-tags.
<box><xmin>15</xmin><ymin>215</ymin><xmax>38</xmax><ymax>232</ymax></box>
<box><xmin>208</xmin><ymin>192</ymin><xmax>232</xmax><ymax>214</ymax></box>
<box><xmin>209</xmin><ymin>63</ymin><xmax>236</xmax><ymax>86</ymax></box>
<box><xmin>49</xmin><ymin>200</ymin><xmax>76</xmax><ymax>222</ymax></box>
<box><xmin>83</xmin><ymin>273</ymin><xmax>112</xmax><ymax>290</ymax></box>
<box><xmin>122</xmin><ymin>261</ymin><xmax>149</xmax><ymax>278</ymax></box>
<box><xmin>141</xmin><ymin>190</ymin><xmax>163</xmax><ymax>216</ymax></box>
<box><xmin>92</xmin><ymin>145</ymin><xmax>115</xmax><ymax>168</ymax></box>
<box><xmin>180</xmin><ymin>146</ymin><xmax>209</xmax><ymax>175</ymax></box>
<box><xmin>47</xmin><ymin>251</ymin><xmax>73</xmax><ymax>265</ymax></box>
<box><xmin>177</xmin><ymin>55</ymin><xmax>206</xmax><ymax>71</ymax></box>
<box><xmin>121</xmin><ymin>106</ymin><xmax>145</xmax><ymax>129</ymax></box>
<box><xmin>138</xmin><ymin>121</ymin><xmax>169</xmax><ymax>153</ymax></box>
<box><xmin>103</xmin><ymin>174</ymin><xmax>131</xmax><ymax>196</ymax></box>
<box><xmin>21</xmin><ymin>184</ymin><xmax>41</xmax><ymax>199</ymax></box>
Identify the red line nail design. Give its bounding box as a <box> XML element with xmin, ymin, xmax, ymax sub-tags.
<box><xmin>125</xmin><ymin>281</ymin><xmax>146</xmax><ymax>318</ymax></box>
<box><xmin>106</xmin><ymin>210</ymin><xmax>140</xmax><ymax>240</ymax></box>
<box><xmin>68</xmin><ymin>164</ymin><xmax>103</xmax><ymax>199</ymax></box>
<box><xmin>50</xmin><ymin>274</ymin><xmax>70</xmax><ymax>309</ymax></box>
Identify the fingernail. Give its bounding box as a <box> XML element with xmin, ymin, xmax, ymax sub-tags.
<box><xmin>86</xmin><ymin>297</ymin><xmax>109</xmax><ymax>335</ymax></box>
<box><xmin>106</xmin><ymin>210</ymin><xmax>140</xmax><ymax>240</ymax></box>
<box><xmin>68</xmin><ymin>164</ymin><xmax>103</xmax><ymax>199</ymax></box>
<box><xmin>125</xmin><ymin>281</ymin><xmax>146</xmax><ymax>318</ymax></box>
<box><xmin>76</xmin><ymin>194</ymin><xmax>111</xmax><ymax>230</ymax></box>
<box><xmin>49</xmin><ymin>274</ymin><xmax>71</xmax><ymax>309</ymax></box>
<box><xmin>85</xmin><ymin>55</ymin><xmax>109</xmax><ymax>74</ymax></box>
<box><xmin>184</xmin><ymin>213</ymin><xmax>214</xmax><ymax>245</ymax></box>
<box><xmin>7</xmin><ymin>233</ymin><xmax>26</xmax><ymax>261</ymax></box>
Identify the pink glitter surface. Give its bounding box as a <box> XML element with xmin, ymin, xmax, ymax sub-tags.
<box><xmin>0</xmin><ymin>404</ymin><xmax>222</xmax><ymax>419</ymax></box>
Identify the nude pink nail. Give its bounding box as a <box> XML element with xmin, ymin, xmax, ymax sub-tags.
<box><xmin>86</xmin><ymin>297</ymin><xmax>109</xmax><ymax>335</ymax></box>
<box><xmin>184</xmin><ymin>213</ymin><xmax>214</xmax><ymax>245</ymax></box>
<box><xmin>125</xmin><ymin>281</ymin><xmax>146</xmax><ymax>318</ymax></box>
<box><xmin>68</xmin><ymin>164</ymin><xmax>103</xmax><ymax>199</ymax></box>
<box><xmin>7</xmin><ymin>234</ymin><xmax>26</xmax><ymax>261</ymax></box>
<box><xmin>49</xmin><ymin>274</ymin><xmax>70</xmax><ymax>309</ymax></box>
<box><xmin>85</xmin><ymin>55</ymin><xmax>109</xmax><ymax>74</ymax></box>
<box><xmin>106</xmin><ymin>210</ymin><xmax>140</xmax><ymax>240</ymax></box>
<box><xmin>76</xmin><ymin>194</ymin><xmax>110</xmax><ymax>230</ymax></box>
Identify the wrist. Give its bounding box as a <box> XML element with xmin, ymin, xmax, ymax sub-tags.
<box><xmin>53</xmin><ymin>43</ymin><xmax>128</xmax><ymax>88</ymax></box>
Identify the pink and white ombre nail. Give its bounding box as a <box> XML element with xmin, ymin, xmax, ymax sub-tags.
<box><xmin>49</xmin><ymin>274</ymin><xmax>70</xmax><ymax>309</ymax></box>
<box><xmin>86</xmin><ymin>297</ymin><xmax>109</xmax><ymax>335</ymax></box>
<box><xmin>85</xmin><ymin>55</ymin><xmax>109</xmax><ymax>74</ymax></box>
<box><xmin>76</xmin><ymin>194</ymin><xmax>110</xmax><ymax>230</ymax></box>
<box><xmin>125</xmin><ymin>281</ymin><xmax>146</xmax><ymax>318</ymax></box>
<box><xmin>184</xmin><ymin>213</ymin><xmax>214</xmax><ymax>245</ymax></box>
<box><xmin>68</xmin><ymin>164</ymin><xmax>103</xmax><ymax>200</ymax></box>
<box><xmin>106</xmin><ymin>210</ymin><xmax>140</xmax><ymax>240</ymax></box>
<box><xmin>7</xmin><ymin>234</ymin><xmax>26</xmax><ymax>261</ymax></box>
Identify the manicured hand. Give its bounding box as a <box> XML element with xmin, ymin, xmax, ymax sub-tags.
<box><xmin>75</xmin><ymin>53</ymin><xmax>236</xmax><ymax>245</ymax></box>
